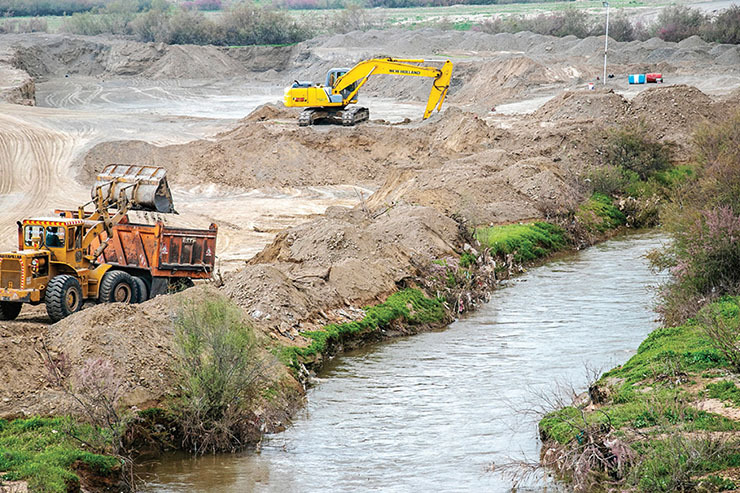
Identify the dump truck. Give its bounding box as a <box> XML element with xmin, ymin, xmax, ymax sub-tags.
<box><xmin>284</xmin><ymin>57</ymin><xmax>454</xmax><ymax>126</ymax></box>
<box><xmin>0</xmin><ymin>165</ymin><xmax>218</xmax><ymax>322</ymax></box>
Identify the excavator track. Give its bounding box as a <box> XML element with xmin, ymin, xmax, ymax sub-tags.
<box><xmin>298</xmin><ymin>109</ymin><xmax>316</xmax><ymax>127</ymax></box>
<box><xmin>341</xmin><ymin>106</ymin><xmax>369</xmax><ymax>126</ymax></box>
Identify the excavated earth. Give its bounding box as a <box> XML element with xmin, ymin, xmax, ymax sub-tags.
<box><xmin>0</xmin><ymin>29</ymin><xmax>739</xmax><ymax>417</ymax></box>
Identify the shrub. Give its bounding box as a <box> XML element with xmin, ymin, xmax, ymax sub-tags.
<box><xmin>0</xmin><ymin>17</ymin><xmax>47</xmax><ymax>33</ymax></box>
<box><xmin>701</xmin><ymin>5</ymin><xmax>740</xmax><ymax>44</ymax></box>
<box><xmin>603</xmin><ymin>123</ymin><xmax>672</xmax><ymax>181</ymax></box>
<box><xmin>172</xmin><ymin>296</ymin><xmax>272</xmax><ymax>454</ymax></box>
<box><xmin>700</xmin><ymin>298</ymin><xmax>740</xmax><ymax>372</ymax></box>
<box><xmin>576</xmin><ymin>193</ymin><xmax>626</xmax><ymax>233</ymax></box>
<box><xmin>652</xmin><ymin>5</ymin><xmax>706</xmax><ymax>42</ymax></box>
<box><xmin>658</xmin><ymin>208</ymin><xmax>740</xmax><ymax>324</ymax></box>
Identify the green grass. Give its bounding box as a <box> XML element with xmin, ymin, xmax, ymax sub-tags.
<box><xmin>539</xmin><ymin>297</ymin><xmax>740</xmax><ymax>491</ymax></box>
<box><xmin>706</xmin><ymin>381</ymin><xmax>740</xmax><ymax>407</ymax></box>
<box><xmin>474</xmin><ymin>222</ymin><xmax>566</xmax><ymax>263</ymax></box>
<box><xmin>280</xmin><ymin>288</ymin><xmax>446</xmax><ymax>370</ymax></box>
<box><xmin>576</xmin><ymin>193</ymin><xmax>626</xmax><ymax>233</ymax></box>
<box><xmin>0</xmin><ymin>416</ymin><xmax>120</xmax><ymax>492</ymax></box>
<box><xmin>603</xmin><ymin>297</ymin><xmax>739</xmax><ymax>386</ymax></box>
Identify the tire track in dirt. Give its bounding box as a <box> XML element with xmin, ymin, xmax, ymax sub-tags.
<box><xmin>0</xmin><ymin>104</ymin><xmax>90</xmax><ymax>250</ymax></box>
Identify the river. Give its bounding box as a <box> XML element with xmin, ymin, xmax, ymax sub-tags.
<box><xmin>138</xmin><ymin>231</ymin><xmax>667</xmax><ymax>492</ymax></box>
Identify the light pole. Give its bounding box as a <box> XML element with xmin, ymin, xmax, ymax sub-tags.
<box><xmin>603</xmin><ymin>1</ymin><xmax>610</xmax><ymax>86</ymax></box>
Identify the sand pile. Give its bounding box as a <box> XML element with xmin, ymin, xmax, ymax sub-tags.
<box><xmin>222</xmin><ymin>205</ymin><xmax>459</xmax><ymax>333</ymax></box>
<box><xmin>630</xmin><ymin>84</ymin><xmax>715</xmax><ymax>141</ymax></box>
<box><xmin>80</xmin><ymin>105</ymin><xmax>494</xmax><ymax>189</ymax></box>
<box><xmin>534</xmin><ymin>89</ymin><xmax>631</xmax><ymax>122</ymax></box>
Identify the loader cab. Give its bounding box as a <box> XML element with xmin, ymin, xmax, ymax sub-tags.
<box><xmin>21</xmin><ymin>218</ymin><xmax>85</xmax><ymax>265</ymax></box>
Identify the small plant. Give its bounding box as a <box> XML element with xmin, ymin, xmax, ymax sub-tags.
<box><xmin>172</xmin><ymin>296</ymin><xmax>273</xmax><ymax>454</ymax></box>
<box><xmin>700</xmin><ymin>299</ymin><xmax>740</xmax><ymax>372</ymax></box>
<box><xmin>576</xmin><ymin>193</ymin><xmax>626</xmax><ymax>233</ymax></box>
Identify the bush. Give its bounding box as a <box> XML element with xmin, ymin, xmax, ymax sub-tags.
<box><xmin>657</xmin><ymin>207</ymin><xmax>740</xmax><ymax>325</ymax></box>
<box><xmin>0</xmin><ymin>16</ymin><xmax>47</xmax><ymax>34</ymax></box>
<box><xmin>701</xmin><ymin>5</ymin><xmax>740</xmax><ymax>44</ymax></box>
<box><xmin>652</xmin><ymin>5</ymin><xmax>706</xmax><ymax>42</ymax></box>
<box><xmin>603</xmin><ymin>123</ymin><xmax>672</xmax><ymax>181</ymax></box>
<box><xmin>700</xmin><ymin>298</ymin><xmax>740</xmax><ymax>372</ymax></box>
<box><xmin>173</xmin><ymin>296</ymin><xmax>272</xmax><ymax>454</ymax></box>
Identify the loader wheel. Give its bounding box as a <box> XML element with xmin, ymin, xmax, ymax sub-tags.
<box><xmin>0</xmin><ymin>301</ymin><xmax>22</xmax><ymax>321</ymax></box>
<box><xmin>45</xmin><ymin>275</ymin><xmax>83</xmax><ymax>322</ymax></box>
<box><xmin>99</xmin><ymin>271</ymin><xmax>135</xmax><ymax>304</ymax></box>
<box><xmin>132</xmin><ymin>276</ymin><xmax>149</xmax><ymax>304</ymax></box>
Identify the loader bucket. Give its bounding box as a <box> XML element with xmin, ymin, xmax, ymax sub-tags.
<box><xmin>93</xmin><ymin>164</ymin><xmax>176</xmax><ymax>213</ymax></box>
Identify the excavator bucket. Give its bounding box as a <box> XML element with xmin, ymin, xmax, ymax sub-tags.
<box><xmin>93</xmin><ymin>164</ymin><xmax>176</xmax><ymax>213</ymax></box>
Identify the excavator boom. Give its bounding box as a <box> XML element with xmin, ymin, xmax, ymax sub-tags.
<box><xmin>284</xmin><ymin>57</ymin><xmax>453</xmax><ymax>126</ymax></box>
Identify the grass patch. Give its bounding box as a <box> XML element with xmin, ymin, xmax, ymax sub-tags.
<box><xmin>474</xmin><ymin>222</ymin><xmax>566</xmax><ymax>262</ymax></box>
<box><xmin>706</xmin><ymin>381</ymin><xmax>740</xmax><ymax>407</ymax></box>
<box><xmin>0</xmin><ymin>416</ymin><xmax>119</xmax><ymax>492</ymax></box>
<box><xmin>280</xmin><ymin>288</ymin><xmax>446</xmax><ymax>370</ymax></box>
<box><xmin>603</xmin><ymin>298</ymin><xmax>740</xmax><ymax>386</ymax></box>
<box><xmin>576</xmin><ymin>193</ymin><xmax>626</xmax><ymax>233</ymax></box>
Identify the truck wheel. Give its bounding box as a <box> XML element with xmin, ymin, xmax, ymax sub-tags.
<box><xmin>99</xmin><ymin>271</ymin><xmax>135</xmax><ymax>304</ymax></box>
<box><xmin>132</xmin><ymin>276</ymin><xmax>149</xmax><ymax>303</ymax></box>
<box><xmin>0</xmin><ymin>301</ymin><xmax>22</xmax><ymax>321</ymax></box>
<box><xmin>45</xmin><ymin>275</ymin><xmax>83</xmax><ymax>322</ymax></box>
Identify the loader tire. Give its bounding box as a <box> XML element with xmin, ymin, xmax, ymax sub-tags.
<box><xmin>45</xmin><ymin>275</ymin><xmax>83</xmax><ymax>322</ymax></box>
<box><xmin>0</xmin><ymin>301</ymin><xmax>22</xmax><ymax>321</ymax></box>
<box><xmin>132</xmin><ymin>276</ymin><xmax>149</xmax><ymax>304</ymax></box>
<box><xmin>99</xmin><ymin>271</ymin><xmax>135</xmax><ymax>304</ymax></box>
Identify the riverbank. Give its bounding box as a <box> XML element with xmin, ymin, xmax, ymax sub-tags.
<box><xmin>539</xmin><ymin>296</ymin><xmax>740</xmax><ymax>491</ymax></box>
<box><xmin>137</xmin><ymin>231</ymin><xmax>669</xmax><ymax>490</ymax></box>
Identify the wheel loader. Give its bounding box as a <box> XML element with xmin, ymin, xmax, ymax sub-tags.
<box><xmin>0</xmin><ymin>165</ymin><xmax>217</xmax><ymax>323</ymax></box>
<box><xmin>283</xmin><ymin>57</ymin><xmax>454</xmax><ymax>126</ymax></box>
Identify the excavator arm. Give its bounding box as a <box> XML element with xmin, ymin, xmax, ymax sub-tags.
<box><xmin>332</xmin><ymin>58</ymin><xmax>453</xmax><ymax>119</ymax></box>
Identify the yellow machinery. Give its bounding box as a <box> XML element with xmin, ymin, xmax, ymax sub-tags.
<box><xmin>0</xmin><ymin>165</ymin><xmax>176</xmax><ymax>322</ymax></box>
<box><xmin>284</xmin><ymin>57</ymin><xmax>454</xmax><ymax>126</ymax></box>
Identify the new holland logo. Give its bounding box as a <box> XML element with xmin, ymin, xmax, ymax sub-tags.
<box><xmin>389</xmin><ymin>69</ymin><xmax>421</xmax><ymax>75</ymax></box>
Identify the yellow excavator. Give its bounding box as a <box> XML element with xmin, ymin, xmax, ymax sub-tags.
<box><xmin>284</xmin><ymin>57</ymin><xmax>453</xmax><ymax>126</ymax></box>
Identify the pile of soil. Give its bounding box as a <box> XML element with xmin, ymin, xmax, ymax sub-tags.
<box><xmin>0</xmin><ymin>288</ymin><xmax>213</xmax><ymax>418</ymax></box>
<box><xmin>533</xmin><ymin>89</ymin><xmax>631</xmax><ymax>123</ymax></box>
<box><xmin>629</xmin><ymin>84</ymin><xmax>716</xmax><ymax>141</ymax></box>
<box><xmin>222</xmin><ymin>205</ymin><xmax>459</xmax><ymax>335</ymax></box>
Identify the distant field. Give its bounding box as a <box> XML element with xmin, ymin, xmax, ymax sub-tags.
<box><xmin>0</xmin><ymin>0</ymin><xmax>729</xmax><ymax>35</ymax></box>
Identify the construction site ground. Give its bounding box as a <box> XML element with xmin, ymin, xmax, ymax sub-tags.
<box><xmin>0</xmin><ymin>29</ymin><xmax>739</xmax><ymax>419</ymax></box>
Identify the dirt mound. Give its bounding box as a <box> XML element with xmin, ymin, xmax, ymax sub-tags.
<box><xmin>222</xmin><ymin>205</ymin><xmax>459</xmax><ymax>333</ymax></box>
<box><xmin>141</xmin><ymin>44</ymin><xmax>246</xmax><ymax>79</ymax></box>
<box><xmin>534</xmin><ymin>89</ymin><xmax>630</xmax><ymax>122</ymax></box>
<box><xmin>366</xmin><ymin>152</ymin><xmax>575</xmax><ymax>225</ymax></box>
<box><xmin>452</xmin><ymin>56</ymin><xmax>577</xmax><ymax>108</ymax></box>
<box><xmin>241</xmin><ymin>102</ymin><xmax>299</xmax><ymax>123</ymax></box>
<box><xmin>80</xmin><ymin>107</ymin><xmax>495</xmax><ymax>190</ymax></box>
<box><xmin>43</xmin><ymin>289</ymin><xmax>203</xmax><ymax>408</ymax></box>
<box><xmin>630</xmin><ymin>85</ymin><xmax>715</xmax><ymax>141</ymax></box>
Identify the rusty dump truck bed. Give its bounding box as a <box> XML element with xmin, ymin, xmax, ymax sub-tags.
<box><xmin>89</xmin><ymin>219</ymin><xmax>218</xmax><ymax>279</ymax></box>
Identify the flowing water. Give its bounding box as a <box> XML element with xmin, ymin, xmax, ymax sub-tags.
<box><xmin>138</xmin><ymin>231</ymin><xmax>668</xmax><ymax>492</ymax></box>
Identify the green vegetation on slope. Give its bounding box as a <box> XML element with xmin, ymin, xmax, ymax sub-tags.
<box><xmin>280</xmin><ymin>288</ymin><xmax>447</xmax><ymax>370</ymax></box>
<box><xmin>539</xmin><ymin>297</ymin><xmax>740</xmax><ymax>492</ymax></box>
<box><xmin>0</xmin><ymin>416</ymin><xmax>120</xmax><ymax>492</ymax></box>
<box><xmin>474</xmin><ymin>222</ymin><xmax>566</xmax><ymax>262</ymax></box>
